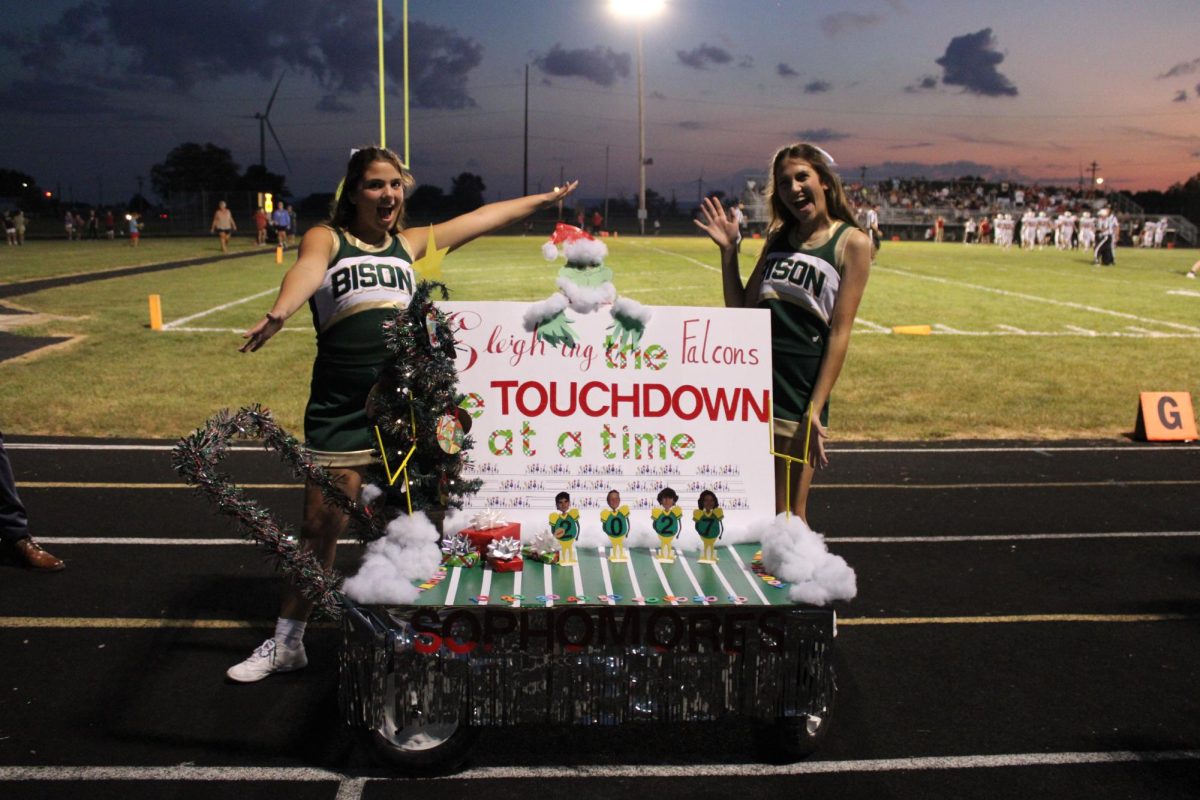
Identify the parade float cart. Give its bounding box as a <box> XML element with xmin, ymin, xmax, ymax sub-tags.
<box><xmin>339</xmin><ymin>543</ymin><xmax>836</xmax><ymax>773</ymax></box>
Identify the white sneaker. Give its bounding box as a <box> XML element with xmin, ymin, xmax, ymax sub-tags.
<box><xmin>1187</xmin><ymin>272</ymin><xmax>1196</xmax><ymax>279</ymax></box>
<box><xmin>226</xmin><ymin>638</ymin><xmax>307</xmax><ymax>683</ymax></box>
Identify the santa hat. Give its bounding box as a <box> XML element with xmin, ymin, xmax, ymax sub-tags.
<box><xmin>542</xmin><ymin>222</ymin><xmax>608</xmax><ymax>265</ymax></box>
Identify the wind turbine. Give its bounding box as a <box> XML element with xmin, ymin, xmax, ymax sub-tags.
<box><xmin>245</xmin><ymin>72</ymin><xmax>292</xmax><ymax>173</ymax></box>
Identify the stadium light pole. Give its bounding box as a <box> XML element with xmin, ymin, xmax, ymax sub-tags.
<box><xmin>611</xmin><ymin>0</ymin><xmax>665</xmax><ymax>235</ymax></box>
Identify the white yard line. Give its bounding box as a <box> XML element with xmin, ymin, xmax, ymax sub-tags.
<box><xmin>726</xmin><ymin>545</ymin><xmax>771</xmax><ymax>605</ymax></box>
<box><xmin>443</xmin><ymin>566</ymin><xmax>462</xmax><ymax>606</ymax></box>
<box><xmin>597</xmin><ymin>546</ymin><xmax>616</xmax><ymax>604</ymax></box>
<box><xmin>571</xmin><ymin>556</ymin><xmax>585</xmax><ymax>598</ymax></box>
<box><xmin>710</xmin><ymin>550</ymin><xmax>741</xmax><ymax>599</ymax></box>
<box><xmin>479</xmin><ymin>567</ymin><xmax>493</xmax><ymax>604</ymax></box>
<box><xmin>164</xmin><ymin>326</ymin><xmax>308</xmax><ymax>334</ymax></box>
<box><xmin>623</xmin><ymin>558</ymin><xmax>645</xmax><ymax>605</ymax></box>
<box><xmin>625</xmin><ymin>241</ymin><xmax>722</xmax><ymax>273</ymax></box>
<box><xmin>543</xmin><ymin>561</ymin><xmax>555</xmax><ymax>607</ymax></box>
<box><xmin>649</xmin><ymin>555</ymin><xmax>679</xmax><ymax>604</ymax></box>
<box><xmin>876</xmin><ymin>265</ymin><xmax>1200</xmax><ymax>332</ymax></box>
<box><xmin>854</xmin><ymin>316</ymin><xmax>892</xmax><ymax>332</ymax></box>
<box><xmin>160</xmin><ymin>288</ymin><xmax>277</xmax><ymax>330</ymax></box>
<box><xmin>675</xmin><ymin>554</ymin><xmax>710</xmax><ymax>605</ymax></box>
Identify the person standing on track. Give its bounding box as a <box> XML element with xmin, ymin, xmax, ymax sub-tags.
<box><xmin>0</xmin><ymin>432</ymin><xmax>65</xmax><ymax>572</ymax></box>
<box><xmin>694</xmin><ymin>142</ymin><xmax>871</xmax><ymax>523</ymax></box>
<box><xmin>230</xmin><ymin>145</ymin><xmax>576</xmax><ymax>682</ymax></box>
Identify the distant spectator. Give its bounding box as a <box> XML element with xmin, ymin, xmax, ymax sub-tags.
<box><xmin>64</xmin><ymin>211</ymin><xmax>75</xmax><ymax>240</ymax></box>
<box><xmin>591</xmin><ymin>209</ymin><xmax>603</xmax><ymax>235</ymax></box>
<box><xmin>12</xmin><ymin>210</ymin><xmax>26</xmax><ymax>245</ymax></box>
<box><xmin>210</xmin><ymin>200</ymin><xmax>237</xmax><ymax>253</ymax></box>
<box><xmin>104</xmin><ymin>209</ymin><xmax>115</xmax><ymax>240</ymax></box>
<box><xmin>4</xmin><ymin>213</ymin><xmax>15</xmax><ymax>246</ymax></box>
<box><xmin>86</xmin><ymin>209</ymin><xmax>99</xmax><ymax>240</ymax></box>
<box><xmin>271</xmin><ymin>204</ymin><xmax>291</xmax><ymax>248</ymax></box>
<box><xmin>128</xmin><ymin>211</ymin><xmax>141</xmax><ymax>247</ymax></box>
<box><xmin>253</xmin><ymin>206</ymin><xmax>268</xmax><ymax>246</ymax></box>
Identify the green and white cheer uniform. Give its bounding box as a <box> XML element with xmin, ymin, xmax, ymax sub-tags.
<box><xmin>756</xmin><ymin>221</ymin><xmax>853</xmax><ymax>427</ymax></box>
<box><xmin>304</xmin><ymin>227</ymin><xmax>416</xmax><ymax>465</ymax></box>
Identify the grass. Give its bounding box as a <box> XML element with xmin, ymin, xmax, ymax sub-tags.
<box><xmin>1</xmin><ymin>234</ymin><xmax>1197</xmax><ymax>441</ymax></box>
<box><xmin>0</xmin><ymin>236</ymin><xmax>255</xmax><ymax>284</ymax></box>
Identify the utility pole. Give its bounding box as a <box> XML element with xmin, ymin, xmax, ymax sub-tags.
<box><xmin>1088</xmin><ymin>161</ymin><xmax>1100</xmax><ymax>199</ymax></box>
<box><xmin>523</xmin><ymin>64</ymin><xmax>529</xmax><ymax>197</ymax></box>
<box><xmin>603</xmin><ymin>145</ymin><xmax>610</xmax><ymax>231</ymax></box>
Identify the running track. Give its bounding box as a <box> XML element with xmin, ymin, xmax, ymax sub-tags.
<box><xmin>1</xmin><ymin>438</ymin><xmax>1199</xmax><ymax>799</ymax></box>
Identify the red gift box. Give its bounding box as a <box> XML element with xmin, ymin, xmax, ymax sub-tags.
<box><xmin>462</xmin><ymin>522</ymin><xmax>521</xmax><ymax>557</ymax></box>
<box><xmin>488</xmin><ymin>554</ymin><xmax>524</xmax><ymax>573</ymax></box>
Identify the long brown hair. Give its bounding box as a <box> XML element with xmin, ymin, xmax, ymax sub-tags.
<box><xmin>327</xmin><ymin>146</ymin><xmax>414</xmax><ymax>233</ymax></box>
<box><xmin>763</xmin><ymin>142</ymin><xmax>861</xmax><ymax>241</ymax></box>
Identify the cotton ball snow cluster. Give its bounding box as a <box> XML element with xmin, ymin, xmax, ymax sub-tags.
<box><xmin>342</xmin><ymin>512</ymin><xmax>443</xmax><ymax>605</ymax></box>
<box><xmin>755</xmin><ymin>514</ymin><xmax>857</xmax><ymax>605</ymax></box>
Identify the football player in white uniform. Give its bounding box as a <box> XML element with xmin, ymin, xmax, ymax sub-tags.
<box><xmin>1078</xmin><ymin>211</ymin><xmax>1095</xmax><ymax>251</ymax></box>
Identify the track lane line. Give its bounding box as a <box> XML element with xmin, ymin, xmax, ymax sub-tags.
<box><xmin>3</xmin><ymin>750</ymin><xmax>1200</xmax><ymax>780</ymax></box>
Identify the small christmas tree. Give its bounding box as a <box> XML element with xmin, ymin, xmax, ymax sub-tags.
<box><xmin>364</xmin><ymin>281</ymin><xmax>482</xmax><ymax>532</ymax></box>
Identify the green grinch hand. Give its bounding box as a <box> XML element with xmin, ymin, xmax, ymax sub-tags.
<box><xmin>535</xmin><ymin>311</ymin><xmax>579</xmax><ymax>348</ymax></box>
<box><xmin>607</xmin><ymin>311</ymin><xmax>645</xmax><ymax>348</ymax></box>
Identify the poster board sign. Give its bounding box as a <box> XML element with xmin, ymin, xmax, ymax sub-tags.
<box><xmin>441</xmin><ymin>301</ymin><xmax>775</xmax><ymax>535</ymax></box>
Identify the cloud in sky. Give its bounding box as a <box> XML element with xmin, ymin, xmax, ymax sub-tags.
<box><xmin>676</xmin><ymin>43</ymin><xmax>733</xmax><ymax>70</ymax></box>
<box><xmin>777</xmin><ymin>62</ymin><xmax>799</xmax><ymax>78</ymax></box>
<box><xmin>1156</xmin><ymin>57</ymin><xmax>1200</xmax><ymax>79</ymax></box>
<box><xmin>804</xmin><ymin>80</ymin><xmax>832</xmax><ymax>94</ymax></box>
<box><xmin>820</xmin><ymin>11</ymin><xmax>881</xmax><ymax>37</ymax></box>
<box><xmin>1</xmin><ymin>2</ymin><xmax>483</xmax><ymax>110</ymax></box>
<box><xmin>890</xmin><ymin>141</ymin><xmax>934</xmax><ymax>150</ymax></box>
<box><xmin>905</xmin><ymin>75</ymin><xmax>940</xmax><ymax>93</ymax></box>
<box><xmin>0</xmin><ymin>78</ymin><xmax>123</xmax><ymax>116</ymax></box>
<box><xmin>738</xmin><ymin>55</ymin><xmax>755</xmax><ymax>69</ymax></box>
<box><xmin>796</xmin><ymin>128</ymin><xmax>851</xmax><ymax>143</ymax></box>
<box><xmin>534</xmin><ymin>44</ymin><xmax>631</xmax><ymax>87</ymax></box>
<box><xmin>1173</xmin><ymin>90</ymin><xmax>1188</xmax><ymax>103</ymax></box>
<box><xmin>393</xmin><ymin>21</ymin><xmax>482</xmax><ymax>108</ymax></box>
<box><xmin>677</xmin><ymin>121</ymin><xmax>703</xmax><ymax>130</ymax></box>
<box><xmin>316</xmin><ymin>94</ymin><xmax>354</xmax><ymax>114</ymax></box>
<box><xmin>935</xmin><ymin>28</ymin><xmax>1018</xmax><ymax>97</ymax></box>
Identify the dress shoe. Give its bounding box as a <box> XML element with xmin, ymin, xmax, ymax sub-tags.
<box><xmin>12</xmin><ymin>538</ymin><xmax>65</xmax><ymax>571</ymax></box>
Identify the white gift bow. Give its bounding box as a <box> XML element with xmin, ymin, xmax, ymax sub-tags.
<box><xmin>471</xmin><ymin>508</ymin><xmax>507</xmax><ymax>530</ymax></box>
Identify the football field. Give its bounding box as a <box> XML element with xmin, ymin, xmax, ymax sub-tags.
<box><xmin>1</xmin><ymin>235</ymin><xmax>1197</xmax><ymax>440</ymax></box>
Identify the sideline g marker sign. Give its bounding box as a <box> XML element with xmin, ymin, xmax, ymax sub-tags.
<box><xmin>1134</xmin><ymin>392</ymin><xmax>1197</xmax><ymax>442</ymax></box>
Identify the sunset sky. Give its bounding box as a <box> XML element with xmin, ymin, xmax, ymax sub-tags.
<box><xmin>4</xmin><ymin>0</ymin><xmax>1199</xmax><ymax>207</ymax></box>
